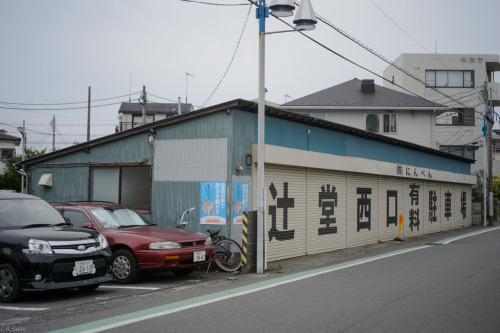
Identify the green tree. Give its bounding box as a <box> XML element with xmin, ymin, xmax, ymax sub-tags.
<box><xmin>0</xmin><ymin>148</ymin><xmax>47</xmax><ymax>192</ymax></box>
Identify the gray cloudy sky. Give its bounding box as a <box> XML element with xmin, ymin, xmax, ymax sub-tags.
<box><xmin>1</xmin><ymin>0</ymin><xmax>499</xmax><ymax>152</ymax></box>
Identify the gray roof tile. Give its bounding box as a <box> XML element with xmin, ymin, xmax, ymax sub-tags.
<box><xmin>283</xmin><ymin>78</ymin><xmax>444</xmax><ymax>108</ymax></box>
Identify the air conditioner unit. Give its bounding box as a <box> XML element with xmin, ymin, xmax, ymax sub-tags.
<box><xmin>366</xmin><ymin>114</ymin><xmax>380</xmax><ymax>133</ymax></box>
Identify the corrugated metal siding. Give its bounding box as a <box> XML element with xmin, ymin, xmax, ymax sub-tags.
<box><xmin>347</xmin><ymin>173</ymin><xmax>379</xmax><ymax>248</ymax></box>
<box><xmin>378</xmin><ymin>176</ymin><xmax>404</xmax><ymax>241</ymax></box>
<box><xmin>404</xmin><ymin>179</ymin><xmax>424</xmax><ymax>238</ymax></box>
<box><xmin>150</xmin><ymin>110</ymin><xmax>255</xmax><ymax>235</ymax></box>
<box><xmin>423</xmin><ymin>181</ymin><xmax>442</xmax><ymax>234</ymax></box>
<box><xmin>306</xmin><ymin>169</ymin><xmax>347</xmax><ymax>254</ymax></box>
<box><xmin>265</xmin><ymin>116</ymin><xmax>471</xmax><ymax>175</ymax></box>
<box><xmin>264</xmin><ymin>164</ymin><xmax>307</xmax><ymax>261</ymax></box>
<box><xmin>29</xmin><ymin>166</ymin><xmax>89</xmax><ymax>202</ymax></box>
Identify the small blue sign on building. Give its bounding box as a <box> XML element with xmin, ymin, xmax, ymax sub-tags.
<box><xmin>233</xmin><ymin>182</ymin><xmax>249</xmax><ymax>225</ymax></box>
<box><xmin>200</xmin><ymin>182</ymin><xmax>226</xmax><ymax>225</ymax></box>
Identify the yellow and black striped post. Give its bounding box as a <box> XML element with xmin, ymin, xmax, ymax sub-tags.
<box><xmin>241</xmin><ymin>210</ymin><xmax>256</xmax><ymax>273</ymax></box>
<box><xmin>242</xmin><ymin>211</ymin><xmax>249</xmax><ymax>268</ymax></box>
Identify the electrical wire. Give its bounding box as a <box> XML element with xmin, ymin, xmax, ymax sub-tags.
<box><xmin>0</xmin><ymin>101</ymin><xmax>124</xmax><ymax>111</ymax></box>
<box><xmin>180</xmin><ymin>0</ymin><xmax>250</xmax><ymax>6</ymax></box>
<box><xmin>0</xmin><ymin>91</ymin><xmax>141</xmax><ymax>106</ymax></box>
<box><xmin>293</xmin><ymin>0</ymin><xmax>488</xmax><ymax>116</ymax></box>
<box><xmin>200</xmin><ymin>0</ymin><xmax>253</xmax><ymax>108</ymax></box>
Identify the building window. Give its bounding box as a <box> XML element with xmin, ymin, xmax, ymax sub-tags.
<box><xmin>132</xmin><ymin>115</ymin><xmax>154</xmax><ymax>128</ymax></box>
<box><xmin>383</xmin><ymin>114</ymin><xmax>397</xmax><ymax>133</ymax></box>
<box><xmin>90</xmin><ymin>166</ymin><xmax>152</xmax><ymax>211</ymax></box>
<box><xmin>425</xmin><ymin>70</ymin><xmax>474</xmax><ymax>88</ymax></box>
<box><xmin>0</xmin><ymin>148</ymin><xmax>15</xmax><ymax>161</ymax></box>
<box><xmin>436</xmin><ymin>108</ymin><xmax>475</xmax><ymax>126</ymax></box>
<box><xmin>439</xmin><ymin>145</ymin><xmax>475</xmax><ymax>160</ymax></box>
<box><xmin>366</xmin><ymin>113</ymin><xmax>397</xmax><ymax>134</ymax></box>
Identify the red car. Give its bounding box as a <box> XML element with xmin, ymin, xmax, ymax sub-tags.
<box><xmin>52</xmin><ymin>202</ymin><xmax>215</xmax><ymax>283</ymax></box>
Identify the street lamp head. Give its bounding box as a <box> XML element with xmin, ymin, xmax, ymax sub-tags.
<box><xmin>293</xmin><ymin>0</ymin><xmax>318</xmax><ymax>31</ymax></box>
<box><xmin>269</xmin><ymin>0</ymin><xmax>295</xmax><ymax>17</ymax></box>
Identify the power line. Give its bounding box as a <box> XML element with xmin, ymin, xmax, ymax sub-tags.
<box><xmin>180</xmin><ymin>0</ymin><xmax>250</xmax><ymax>6</ymax></box>
<box><xmin>200</xmin><ymin>0</ymin><xmax>253</xmax><ymax>108</ymax></box>
<box><xmin>0</xmin><ymin>91</ymin><xmax>141</xmax><ymax>106</ymax></box>
<box><xmin>300</xmin><ymin>1</ymin><xmax>481</xmax><ymax>114</ymax></box>
<box><xmin>0</xmin><ymin>101</ymin><xmax>124</xmax><ymax>111</ymax></box>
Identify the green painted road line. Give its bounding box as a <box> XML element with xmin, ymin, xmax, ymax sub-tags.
<box><xmin>48</xmin><ymin>227</ymin><xmax>500</xmax><ymax>333</ymax></box>
<box><xmin>432</xmin><ymin>226</ymin><xmax>500</xmax><ymax>245</ymax></box>
<box><xmin>47</xmin><ymin>246</ymin><xmax>431</xmax><ymax>333</ymax></box>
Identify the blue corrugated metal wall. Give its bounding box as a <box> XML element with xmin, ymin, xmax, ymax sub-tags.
<box><xmin>150</xmin><ymin>110</ymin><xmax>255</xmax><ymax>235</ymax></box>
<box><xmin>264</xmin><ymin>117</ymin><xmax>470</xmax><ymax>175</ymax></box>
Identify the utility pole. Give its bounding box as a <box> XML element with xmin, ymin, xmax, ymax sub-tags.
<box><xmin>481</xmin><ymin>82</ymin><xmax>494</xmax><ymax>226</ymax></box>
<box><xmin>51</xmin><ymin>115</ymin><xmax>56</xmax><ymax>152</ymax></box>
<box><xmin>87</xmin><ymin>86</ymin><xmax>91</xmax><ymax>142</ymax></box>
<box><xmin>489</xmin><ymin>87</ymin><xmax>495</xmax><ymax>225</ymax></box>
<box><xmin>141</xmin><ymin>85</ymin><xmax>147</xmax><ymax>125</ymax></box>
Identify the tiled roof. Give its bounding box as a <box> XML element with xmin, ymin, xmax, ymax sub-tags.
<box><xmin>283</xmin><ymin>78</ymin><xmax>444</xmax><ymax>109</ymax></box>
<box><xmin>119</xmin><ymin>102</ymin><xmax>193</xmax><ymax>114</ymax></box>
<box><xmin>0</xmin><ymin>132</ymin><xmax>21</xmax><ymax>145</ymax></box>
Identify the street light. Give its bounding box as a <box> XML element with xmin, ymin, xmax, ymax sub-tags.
<box><xmin>482</xmin><ymin>109</ymin><xmax>500</xmax><ymax>227</ymax></box>
<box><xmin>256</xmin><ymin>0</ymin><xmax>317</xmax><ymax>274</ymax></box>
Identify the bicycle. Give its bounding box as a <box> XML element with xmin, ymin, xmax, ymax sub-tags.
<box><xmin>177</xmin><ymin>207</ymin><xmax>243</xmax><ymax>272</ymax></box>
<box><xmin>206</xmin><ymin>228</ymin><xmax>243</xmax><ymax>272</ymax></box>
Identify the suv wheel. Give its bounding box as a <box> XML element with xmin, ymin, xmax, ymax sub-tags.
<box><xmin>0</xmin><ymin>263</ymin><xmax>21</xmax><ymax>303</ymax></box>
<box><xmin>111</xmin><ymin>249</ymin><xmax>140</xmax><ymax>284</ymax></box>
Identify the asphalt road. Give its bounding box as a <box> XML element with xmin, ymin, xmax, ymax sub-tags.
<box><xmin>2</xmin><ymin>226</ymin><xmax>500</xmax><ymax>333</ymax></box>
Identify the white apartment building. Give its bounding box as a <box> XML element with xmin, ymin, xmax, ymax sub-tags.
<box><xmin>383</xmin><ymin>53</ymin><xmax>500</xmax><ymax>174</ymax></box>
<box><xmin>0</xmin><ymin>130</ymin><xmax>21</xmax><ymax>174</ymax></box>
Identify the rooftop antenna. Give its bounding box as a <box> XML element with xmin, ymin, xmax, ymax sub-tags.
<box><xmin>185</xmin><ymin>72</ymin><xmax>195</xmax><ymax>104</ymax></box>
<box><xmin>285</xmin><ymin>94</ymin><xmax>292</xmax><ymax>103</ymax></box>
<box><xmin>129</xmin><ymin>72</ymin><xmax>132</xmax><ymax>103</ymax></box>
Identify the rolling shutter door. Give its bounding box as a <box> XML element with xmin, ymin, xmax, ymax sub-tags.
<box><xmin>404</xmin><ymin>179</ymin><xmax>424</xmax><ymax>237</ymax></box>
<box><xmin>264</xmin><ymin>164</ymin><xmax>307</xmax><ymax>261</ymax></box>
<box><xmin>347</xmin><ymin>172</ymin><xmax>379</xmax><ymax>248</ymax></box>
<box><xmin>441</xmin><ymin>183</ymin><xmax>455</xmax><ymax>231</ymax></box>
<box><xmin>378</xmin><ymin>176</ymin><xmax>404</xmax><ymax>241</ymax></box>
<box><xmin>306</xmin><ymin>169</ymin><xmax>347</xmax><ymax>254</ymax></box>
<box><xmin>424</xmin><ymin>181</ymin><xmax>442</xmax><ymax>234</ymax></box>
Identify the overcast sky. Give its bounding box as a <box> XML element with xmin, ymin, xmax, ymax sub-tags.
<box><xmin>1</xmin><ymin>0</ymin><xmax>499</xmax><ymax>152</ymax></box>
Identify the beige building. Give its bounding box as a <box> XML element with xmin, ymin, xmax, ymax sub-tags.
<box><xmin>383</xmin><ymin>53</ymin><xmax>500</xmax><ymax>174</ymax></box>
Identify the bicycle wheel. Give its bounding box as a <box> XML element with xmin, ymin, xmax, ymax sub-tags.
<box><xmin>214</xmin><ymin>238</ymin><xmax>243</xmax><ymax>272</ymax></box>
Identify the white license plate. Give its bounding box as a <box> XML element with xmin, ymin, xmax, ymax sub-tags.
<box><xmin>72</xmin><ymin>260</ymin><xmax>96</xmax><ymax>276</ymax></box>
<box><xmin>193</xmin><ymin>251</ymin><xmax>206</xmax><ymax>262</ymax></box>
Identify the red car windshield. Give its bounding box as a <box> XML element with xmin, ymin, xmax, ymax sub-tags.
<box><xmin>88</xmin><ymin>207</ymin><xmax>152</xmax><ymax>229</ymax></box>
